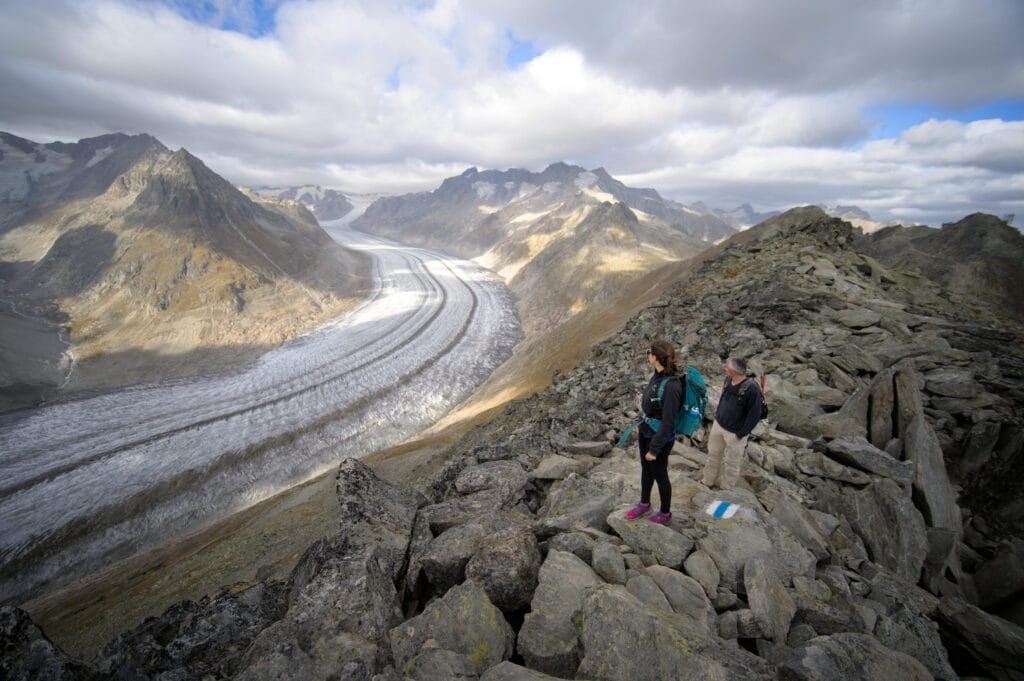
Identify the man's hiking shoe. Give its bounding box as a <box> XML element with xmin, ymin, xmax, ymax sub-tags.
<box><xmin>625</xmin><ymin>502</ymin><xmax>651</xmax><ymax>520</ymax></box>
<box><xmin>648</xmin><ymin>511</ymin><xmax>672</xmax><ymax>525</ymax></box>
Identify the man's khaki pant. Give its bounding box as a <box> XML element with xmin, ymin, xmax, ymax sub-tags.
<box><xmin>702</xmin><ymin>420</ymin><xmax>748</xmax><ymax>489</ymax></box>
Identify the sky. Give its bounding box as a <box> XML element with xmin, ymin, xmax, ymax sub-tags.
<box><xmin>1</xmin><ymin>0</ymin><xmax>1023</xmax><ymax>227</ymax></box>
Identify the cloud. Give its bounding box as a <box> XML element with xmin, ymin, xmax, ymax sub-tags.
<box><xmin>0</xmin><ymin>0</ymin><xmax>1022</xmax><ymax>226</ymax></box>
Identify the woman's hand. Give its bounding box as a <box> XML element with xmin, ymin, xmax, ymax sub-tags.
<box><xmin>644</xmin><ymin>453</ymin><xmax>656</xmax><ymax>461</ymax></box>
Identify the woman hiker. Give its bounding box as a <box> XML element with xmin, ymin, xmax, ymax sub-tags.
<box><xmin>624</xmin><ymin>339</ymin><xmax>682</xmax><ymax>524</ymax></box>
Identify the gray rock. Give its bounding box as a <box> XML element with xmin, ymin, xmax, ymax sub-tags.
<box><xmin>868</xmin><ymin>368</ymin><xmax>896</xmax><ymax>449</ymax></box>
<box><xmin>398</xmin><ymin>647</ymin><xmax>478</xmax><ymax>681</ymax></box>
<box><xmin>974</xmin><ymin>538</ymin><xmax>1024</xmax><ymax>610</ymax></box>
<box><xmin>904</xmin><ymin>414</ymin><xmax>963</xmax><ymax>590</ymax></box>
<box><xmin>795</xmin><ymin>451</ymin><xmax>872</xmax><ymax>485</ymax></box>
<box><xmin>419</xmin><ymin>518</ymin><xmax>493</xmax><ymax>591</ymax></box>
<box><xmin>545</xmin><ymin>531</ymin><xmax>596</xmax><ymax>562</ymax></box>
<box><xmin>745</xmin><ymin>554</ymin><xmax>797</xmax><ymax>642</ymax></box>
<box><xmin>925</xmin><ymin>366</ymin><xmax>979</xmax><ymax>398</ymax></box>
<box><xmin>935</xmin><ymin>596</ymin><xmax>1024</xmax><ymax>681</ymax></box>
<box><xmin>420</xmin><ymin>487</ymin><xmax>519</xmax><ymax>535</ymax></box>
<box><xmin>626</xmin><ymin>574</ymin><xmax>672</xmax><ymax>611</ymax></box>
<box><xmin>875</xmin><ymin>606</ymin><xmax>958</xmax><ymax>681</ymax></box>
<box><xmin>768</xmin><ymin>495</ymin><xmax>831</xmax><ymax>560</ymax></box>
<box><xmin>0</xmin><ymin>606</ymin><xmax>97</xmax><ymax>681</ymax></box>
<box><xmin>779</xmin><ymin>632</ymin><xmax>931</xmax><ymax>680</ymax></box>
<box><xmin>536</xmin><ymin>473</ymin><xmax>616</xmax><ymax>538</ymax></box>
<box><xmin>684</xmin><ymin>549</ymin><xmax>721</xmax><ymax>598</ymax></box>
<box><xmin>591</xmin><ymin>541</ymin><xmax>627</xmax><ymax>584</ymax></box>
<box><xmin>389</xmin><ymin>581</ymin><xmax>513</xmax><ymax>677</ymax></box>
<box><xmin>768</xmin><ymin>396</ymin><xmax>826</xmax><ymax>440</ymax></box>
<box><xmin>455</xmin><ymin>460</ymin><xmax>528</xmax><ymax>494</ymax></box>
<box><xmin>465</xmin><ymin>525</ymin><xmax>541</xmax><ymax>612</ymax></box>
<box><xmin>575</xmin><ymin>584</ymin><xmax>773</xmax><ymax>680</ymax></box>
<box><xmin>531</xmin><ymin>453</ymin><xmax>589</xmax><ymax>480</ymax></box>
<box><xmin>237</xmin><ymin>542</ymin><xmax>401</xmax><ymax>680</ymax></box>
<box><xmin>824</xmin><ymin>436</ymin><xmax>914</xmax><ymax>485</ymax></box>
<box><xmin>697</xmin><ymin>516</ymin><xmax>775</xmax><ymax>592</ymax></box>
<box><xmin>719</xmin><ymin>609</ymin><xmax>765</xmax><ymax>639</ymax></box>
<box><xmin>606</xmin><ymin>511</ymin><xmax>694</xmax><ymax>569</ymax></box>
<box><xmin>812</xmin><ymin>479</ymin><xmax>928</xmax><ymax>583</ymax></box>
<box><xmin>835</xmin><ymin>307</ymin><xmax>882</xmax><ymax>329</ymax></box>
<box><xmin>98</xmin><ymin>581</ymin><xmax>286</xmax><ymax>680</ymax></box>
<box><xmin>790</xmin><ymin>576</ymin><xmax>865</xmax><ymax>636</ymax></box>
<box><xmin>518</xmin><ymin>550</ymin><xmax>601</xmax><ymax>677</ymax></box>
<box><xmin>894</xmin><ymin>367</ymin><xmax>926</xmax><ymax>444</ymax></box>
<box><xmin>561</xmin><ymin>440</ymin><xmax>613</xmax><ymax>457</ymax></box>
<box><xmin>646</xmin><ymin>565</ymin><xmax>716</xmax><ymax>633</ymax></box>
<box><xmin>480</xmin><ymin>661</ymin><xmax>566</xmax><ymax>680</ymax></box>
<box><xmin>335</xmin><ymin>457</ymin><xmax>422</xmax><ymax>582</ymax></box>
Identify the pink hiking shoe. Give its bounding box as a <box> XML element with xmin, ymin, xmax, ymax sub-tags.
<box><xmin>624</xmin><ymin>502</ymin><xmax>651</xmax><ymax>520</ymax></box>
<box><xmin>648</xmin><ymin>511</ymin><xmax>672</xmax><ymax>525</ymax></box>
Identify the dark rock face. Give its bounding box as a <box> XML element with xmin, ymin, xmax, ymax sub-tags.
<box><xmin>7</xmin><ymin>207</ymin><xmax>1024</xmax><ymax>680</ymax></box>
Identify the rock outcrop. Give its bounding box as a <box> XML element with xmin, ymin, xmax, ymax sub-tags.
<box><xmin>5</xmin><ymin>207</ymin><xmax>1024</xmax><ymax>679</ymax></box>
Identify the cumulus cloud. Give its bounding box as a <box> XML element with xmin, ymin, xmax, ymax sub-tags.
<box><xmin>0</xmin><ymin>0</ymin><xmax>1022</xmax><ymax>225</ymax></box>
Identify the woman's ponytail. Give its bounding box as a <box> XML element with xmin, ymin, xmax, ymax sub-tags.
<box><xmin>650</xmin><ymin>339</ymin><xmax>678</xmax><ymax>375</ymax></box>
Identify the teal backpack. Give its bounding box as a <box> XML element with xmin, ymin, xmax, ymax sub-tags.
<box><xmin>617</xmin><ymin>366</ymin><xmax>708</xmax><ymax>447</ymax></box>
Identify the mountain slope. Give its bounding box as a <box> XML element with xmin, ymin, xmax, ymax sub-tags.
<box><xmin>855</xmin><ymin>213</ymin><xmax>1024</xmax><ymax>319</ymax></box>
<box><xmin>0</xmin><ymin>133</ymin><xmax>369</xmax><ymax>407</ymax></box>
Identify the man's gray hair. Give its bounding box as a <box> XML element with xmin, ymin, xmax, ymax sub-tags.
<box><xmin>727</xmin><ymin>356</ymin><xmax>748</xmax><ymax>375</ymax></box>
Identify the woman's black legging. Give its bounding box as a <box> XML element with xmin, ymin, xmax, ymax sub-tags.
<box><xmin>639</xmin><ymin>434</ymin><xmax>673</xmax><ymax>513</ymax></box>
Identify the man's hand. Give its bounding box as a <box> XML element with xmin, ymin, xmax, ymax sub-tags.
<box><xmin>644</xmin><ymin>453</ymin><xmax>656</xmax><ymax>461</ymax></box>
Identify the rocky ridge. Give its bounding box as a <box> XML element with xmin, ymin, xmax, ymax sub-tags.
<box><xmin>5</xmin><ymin>207</ymin><xmax>1024</xmax><ymax>680</ymax></box>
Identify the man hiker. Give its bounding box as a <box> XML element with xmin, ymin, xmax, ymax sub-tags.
<box><xmin>701</xmin><ymin>356</ymin><xmax>765</xmax><ymax>490</ymax></box>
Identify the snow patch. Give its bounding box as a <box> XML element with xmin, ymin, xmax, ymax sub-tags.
<box><xmin>473</xmin><ymin>181</ymin><xmax>496</xmax><ymax>199</ymax></box>
<box><xmin>85</xmin><ymin>146</ymin><xmax>114</xmax><ymax>168</ymax></box>
<box><xmin>582</xmin><ymin>187</ymin><xmax>618</xmax><ymax>204</ymax></box>
<box><xmin>542</xmin><ymin>181</ymin><xmax>562</xmax><ymax>195</ymax></box>
<box><xmin>574</xmin><ymin>171</ymin><xmax>598</xmax><ymax>190</ymax></box>
<box><xmin>511</xmin><ymin>209</ymin><xmax>553</xmax><ymax>224</ymax></box>
<box><xmin>518</xmin><ymin>183</ymin><xmax>539</xmax><ymax>198</ymax></box>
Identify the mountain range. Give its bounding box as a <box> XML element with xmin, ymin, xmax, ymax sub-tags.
<box><xmin>0</xmin><ymin>132</ymin><xmax>368</xmax><ymax>411</ymax></box>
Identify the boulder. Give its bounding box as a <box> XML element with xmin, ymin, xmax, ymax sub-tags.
<box><xmin>835</xmin><ymin>307</ymin><xmax>882</xmax><ymax>329</ymax></box>
<box><xmin>530</xmin><ymin>454</ymin><xmax>589</xmax><ymax>480</ymax></box>
<box><xmin>98</xmin><ymin>581</ymin><xmax>286</xmax><ymax>680</ymax></box>
<box><xmin>518</xmin><ymin>550</ymin><xmax>601</xmax><ymax>677</ymax></box>
<box><xmin>779</xmin><ymin>632</ymin><xmax>931</xmax><ymax>680</ymax></box>
<box><xmin>745</xmin><ymin>554</ymin><xmax>796</xmax><ymax>642</ymax></box>
<box><xmin>768</xmin><ymin>495</ymin><xmax>831</xmax><ymax>560</ymax></box>
<box><xmin>867</xmin><ymin>368</ymin><xmax>896</xmax><ymax>449</ymax></box>
<box><xmin>0</xmin><ymin>606</ymin><xmax>97</xmax><ymax>681</ymax></box>
<box><xmin>904</xmin><ymin>414</ymin><xmax>963</xmax><ymax>590</ymax></box>
<box><xmin>335</xmin><ymin>457</ymin><xmax>422</xmax><ymax>581</ymax></box>
<box><xmin>683</xmin><ymin>549</ymin><xmax>721</xmax><ymax>598</ymax></box>
<box><xmin>697</xmin><ymin>516</ymin><xmax>775</xmax><ymax>592</ymax></box>
<box><xmin>455</xmin><ymin>460</ymin><xmax>528</xmax><ymax>494</ymax></box>
<box><xmin>924</xmin><ymin>366</ymin><xmax>979</xmax><ymax>398</ymax></box>
<box><xmin>236</xmin><ymin>542</ymin><xmax>402</xmax><ymax>680</ymax></box>
<box><xmin>875</xmin><ymin>606</ymin><xmax>957</xmax><ymax>681</ymax></box>
<box><xmin>795</xmin><ymin>451</ymin><xmax>872</xmax><ymax>485</ymax></box>
<box><xmin>561</xmin><ymin>440</ymin><xmax>613</xmax><ymax>457</ymax></box>
<box><xmin>535</xmin><ymin>473</ymin><xmax>617</xmax><ymax>538</ymax></box>
<box><xmin>812</xmin><ymin>479</ymin><xmax>928</xmax><ymax>582</ymax></box>
<box><xmin>591</xmin><ymin>541</ymin><xmax>626</xmax><ymax>585</ymax></box>
<box><xmin>418</xmin><ymin>517</ymin><xmax>494</xmax><ymax>592</ymax></box>
<box><xmin>389</xmin><ymin>581</ymin><xmax>514</xmax><ymax>677</ymax></box>
<box><xmin>790</xmin><ymin>576</ymin><xmax>864</xmax><ymax>636</ymax></box>
<box><xmin>546</xmin><ymin>531</ymin><xmax>596</xmax><ymax>562</ymax></box>
<box><xmin>606</xmin><ymin>511</ymin><xmax>694</xmax><ymax>569</ymax></box>
<box><xmin>824</xmin><ymin>436</ymin><xmax>914</xmax><ymax>485</ymax></box>
<box><xmin>935</xmin><ymin>596</ymin><xmax>1024</xmax><ymax>681</ymax></box>
<box><xmin>480</xmin><ymin>661</ymin><xmax>566</xmax><ymax>680</ymax></box>
<box><xmin>575</xmin><ymin>584</ymin><xmax>773</xmax><ymax>680</ymax></box>
<box><xmin>645</xmin><ymin>565</ymin><xmax>716</xmax><ymax>633</ymax></box>
<box><xmin>465</xmin><ymin>525</ymin><xmax>541</xmax><ymax>612</ymax></box>
<box><xmin>974</xmin><ymin>538</ymin><xmax>1024</xmax><ymax>610</ymax></box>
<box><xmin>626</xmin><ymin>574</ymin><xmax>672</xmax><ymax>611</ymax></box>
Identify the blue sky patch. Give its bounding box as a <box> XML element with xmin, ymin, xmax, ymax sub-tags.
<box><xmin>506</xmin><ymin>31</ymin><xmax>540</xmax><ymax>69</ymax></box>
<box><xmin>164</xmin><ymin>0</ymin><xmax>278</xmax><ymax>38</ymax></box>
<box><xmin>866</xmin><ymin>99</ymin><xmax>1024</xmax><ymax>140</ymax></box>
